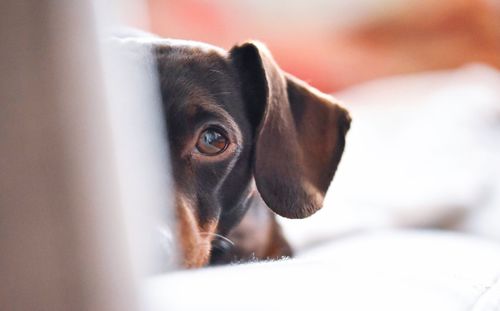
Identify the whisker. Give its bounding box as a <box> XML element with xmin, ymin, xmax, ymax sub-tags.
<box><xmin>209</xmin><ymin>69</ymin><xmax>224</xmax><ymax>75</ymax></box>
<box><xmin>199</xmin><ymin>232</ymin><xmax>235</xmax><ymax>246</ymax></box>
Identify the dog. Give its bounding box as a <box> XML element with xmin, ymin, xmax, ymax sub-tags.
<box><xmin>115</xmin><ymin>33</ymin><xmax>351</xmax><ymax>268</ymax></box>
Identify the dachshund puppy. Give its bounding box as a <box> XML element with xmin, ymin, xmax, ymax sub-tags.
<box><xmin>117</xmin><ymin>34</ymin><xmax>351</xmax><ymax>268</ymax></box>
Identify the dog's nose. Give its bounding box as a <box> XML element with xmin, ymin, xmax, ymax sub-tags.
<box><xmin>212</xmin><ymin>237</ymin><xmax>233</xmax><ymax>253</ymax></box>
<box><xmin>209</xmin><ymin>236</ymin><xmax>234</xmax><ymax>265</ymax></box>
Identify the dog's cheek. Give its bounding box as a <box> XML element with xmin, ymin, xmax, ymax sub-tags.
<box><xmin>176</xmin><ymin>196</ymin><xmax>217</xmax><ymax>268</ymax></box>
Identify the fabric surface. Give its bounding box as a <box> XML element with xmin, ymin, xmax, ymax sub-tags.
<box><xmin>146</xmin><ymin>230</ymin><xmax>500</xmax><ymax>311</ymax></box>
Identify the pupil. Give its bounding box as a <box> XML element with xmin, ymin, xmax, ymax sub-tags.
<box><xmin>205</xmin><ymin>131</ymin><xmax>219</xmax><ymax>144</ymax></box>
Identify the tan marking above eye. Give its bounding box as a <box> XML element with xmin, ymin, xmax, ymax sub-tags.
<box><xmin>195</xmin><ymin>127</ymin><xmax>229</xmax><ymax>155</ymax></box>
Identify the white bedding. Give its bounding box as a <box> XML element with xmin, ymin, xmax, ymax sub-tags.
<box><xmin>146</xmin><ymin>231</ymin><xmax>500</xmax><ymax>311</ymax></box>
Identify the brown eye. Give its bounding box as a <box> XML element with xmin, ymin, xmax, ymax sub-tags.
<box><xmin>195</xmin><ymin>128</ymin><xmax>229</xmax><ymax>155</ymax></box>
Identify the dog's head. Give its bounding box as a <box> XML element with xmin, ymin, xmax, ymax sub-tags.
<box><xmin>153</xmin><ymin>39</ymin><xmax>350</xmax><ymax>267</ymax></box>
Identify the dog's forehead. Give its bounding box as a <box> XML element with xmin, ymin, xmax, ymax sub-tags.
<box><xmin>152</xmin><ymin>39</ymin><xmax>237</xmax><ymax>94</ymax></box>
<box><xmin>147</xmin><ymin>39</ymin><xmax>249</xmax><ymax>133</ymax></box>
<box><xmin>114</xmin><ymin>36</ymin><xmax>249</xmax><ymax>136</ymax></box>
<box><xmin>154</xmin><ymin>46</ymin><xmax>228</xmax><ymax>76</ymax></box>
<box><xmin>152</xmin><ymin>41</ymin><xmax>244</xmax><ymax>112</ymax></box>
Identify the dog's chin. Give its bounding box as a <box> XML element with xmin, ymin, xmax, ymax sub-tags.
<box><xmin>176</xmin><ymin>196</ymin><xmax>217</xmax><ymax>268</ymax></box>
<box><xmin>181</xmin><ymin>242</ymin><xmax>211</xmax><ymax>268</ymax></box>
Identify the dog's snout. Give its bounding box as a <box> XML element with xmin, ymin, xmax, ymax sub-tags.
<box><xmin>209</xmin><ymin>236</ymin><xmax>234</xmax><ymax>265</ymax></box>
<box><xmin>212</xmin><ymin>237</ymin><xmax>233</xmax><ymax>253</ymax></box>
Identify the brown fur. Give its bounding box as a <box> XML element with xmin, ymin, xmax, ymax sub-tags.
<box><xmin>146</xmin><ymin>38</ymin><xmax>350</xmax><ymax>267</ymax></box>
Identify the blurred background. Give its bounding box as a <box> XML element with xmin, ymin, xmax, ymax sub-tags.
<box><xmin>126</xmin><ymin>0</ymin><xmax>500</xmax><ymax>247</ymax></box>
<box><xmin>2</xmin><ymin>1</ymin><xmax>500</xmax><ymax>310</ymax></box>
<box><xmin>137</xmin><ymin>0</ymin><xmax>500</xmax><ymax>92</ymax></box>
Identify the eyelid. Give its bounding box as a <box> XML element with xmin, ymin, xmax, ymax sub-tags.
<box><xmin>199</xmin><ymin>121</ymin><xmax>229</xmax><ymax>135</ymax></box>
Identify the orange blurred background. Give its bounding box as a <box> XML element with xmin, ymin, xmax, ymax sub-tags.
<box><xmin>138</xmin><ymin>0</ymin><xmax>500</xmax><ymax>93</ymax></box>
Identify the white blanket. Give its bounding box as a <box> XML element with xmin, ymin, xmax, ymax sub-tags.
<box><xmin>146</xmin><ymin>230</ymin><xmax>500</xmax><ymax>311</ymax></box>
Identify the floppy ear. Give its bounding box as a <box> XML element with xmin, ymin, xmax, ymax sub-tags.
<box><xmin>230</xmin><ymin>41</ymin><xmax>351</xmax><ymax>219</ymax></box>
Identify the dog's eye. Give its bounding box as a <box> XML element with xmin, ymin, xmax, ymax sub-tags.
<box><xmin>196</xmin><ymin>128</ymin><xmax>229</xmax><ymax>155</ymax></box>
